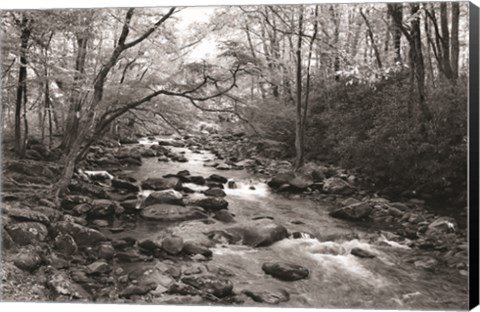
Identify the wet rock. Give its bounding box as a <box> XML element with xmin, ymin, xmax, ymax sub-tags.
<box><xmin>48</xmin><ymin>271</ymin><xmax>92</xmax><ymax>300</ymax></box>
<box><xmin>227</xmin><ymin>180</ymin><xmax>237</xmax><ymax>189</ymax></box>
<box><xmin>195</xmin><ymin>197</ymin><xmax>229</xmax><ymax>212</ymax></box>
<box><xmin>157</xmin><ymin>156</ymin><xmax>169</xmax><ymax>162</ymax></box>
<box><xmin>244</xmin><ymin>289</ymin><xmax>290</xmax><ymax>304</ymax></box>
<box><xmin>61</xmin><ymin>195</ymin><xmax>92</xmax><ymax>210</ymax></box>
<box><xmin>140</xmin><ymin>204</ymin><xmax>207</xmax><ymax>222</ymax></box>
<box><xmin>88</xmin><ymin>199</ymin><xmax>117</xmax><ymax>218</ymax></box>
<box><xmin>72</xmin><ymin>203</ymin><xmax>92</xmax><ymax>216</ymax></box>
<box><xmin>183</xmin><ymin>242</ymin><xmax>213</xmax><ymax>258</ymax></box>
<box><xmin>54</xmin><ymin>233</ymin><xmax>78</xmax><ymax>256</ymax></box>
<box><xmin>141</xmin><ymin>149</ymin><xmax>157</xmax><ymax>157</ymax></box>
<box><xmin>120</xmin><ymin>284</ymin><xmax>156</xmax><ymax>298</ymax></box>
<box><xmin>426</xmin><ymin>217</ymin><xmax>457</xmax><ymax>235</ymax></box>
<box><xmin>267</xmin><ymin>172</ymin><xmax>295</xmax><ymax>189</ymax></box>
<box><xmin>214</xmin><ymin>209</ymin><xmax>235</xmax><ymax>223</ymax></box>
<box><xmin>351</xmin><ymin>247</ymin><xmax>375</xmax><ymax>258</ymax></box>
<box><xmin>141</xmin><ymin>177</ymin><xmax>182</xmax><ymax>191</ymax></box>
<box><xmin>181</xmin><ymin>275</ymin><xmax>233</xmax><ymax>298</ymax></box>
<box><xmin>138</xmin><ymin>239</ymin><xmax>160</xmax><ymax>253</ymax></box>
<box><xmin>86</xmin><ymin>260</ymin><xmax>111</xmax><ymax>275</ymax></box>
<box><xmin>4</xmin><ymin>207</ymin><xmax>50</xmax><ymax>223</ymax></box>
<box><xmin>120</xmin><ymin>199</ymin><xmax>139</xmax><ymax>211</ymax></box>
<box><xmin>190</xmin><ymin>176</ymin><xmax>206</xmax><ymax>185</ymax></box>
<box><xmin>323</xmin><ymin>177</ymin><xmax>355</xmax><ymax>195</ymax></box>
<box><xmin>162</xmin><ymin>236</ymin><xmax>184</xmax><ymax>255</ymax></box>
<box><xmin>116</xmin><ymin>250</ymin><xmax>148</xmax><ymax>262</ymax></box>
<box><xmin>92</xmin><ymin>219</ymin><xmax>109</xmax><ymax>227</ymax></box>
<box><xmin>216</xmin><ymin>162</ymin><xmax>232</xmax><ymax>170</ymax></box>
<box><xmin>68</xmin><ymin>180</ymin><xmax>109</xmax><ymax>199</ymax></box>
<box><xmin>112</xmin><ymin>178</ymin><xmax>140</xmax><ymax>192</ymax></box>
<box><xmin>224</xmin><ymin>219</ymin><xmax>288</xmax><ymax>247</ymax></box>
<box><xmin>119</xmin><ymin>137</ymin><xmax>139</xmax><ymax>144</ymax></box>
<box><xmin>204</xmin><ymin>188</ymin><xmax>226</xmax><ymax>197</ymax></box>
<box><xmin>54</xmin><ymin>221</ymin><xmax>107</xmax><ymax>247</ymax></box>
<box><xmin>97</xmin><ymin>242</ymin><xmax>115</xmax><ymax>260</ymax></box>
<box><xmin>262</xmin><ymin>262</ymin><xmax>309</xmax><ymax>281</ymax></box>
<box><xmin>329</xmin><ymin>202</ymin><xmax>373</xmax><ymax>221</ymax></box>
<box><xmin>143</xmin><ymin>189</ymin><xmax>184</xmax><ymax>207</ymax></box>
<box><xmin>14</xmin><ymin>251</ymin><xmax>43</xmax><ymax>272</ymax></box>
<box><xmin>208</xmin><ymin>174</ymin><xmax>228</xmax><ymax>184</ymax></box>
<box><xmin>172</xmin><ymin>154</ymin><xmax>188</xmax><ymax>162</ymax></box>
<box><xmin>5</xmin><ymin>222</ymin><xmax>49</xmax><ymax>245</ymax></box>
<box><xmin>414</xmin><ymin>257</ymin><xmax>438</xmax><ymax>271</ymax></box>
<box><xmin>167</xmin><ymin>283</ymin><xmax>202</xmax><ymax>296</ymax></box>
<box><xmin>288</xmin><ymin>173</ymin><xmax>314</xmax><ymax>190</ymax></box>
<box><xmin>206</xmin><ymin>181</ymin><xmax>224</xmax><ymax>189</ymax></box>
<box><xmin>1</xmin><ymin>228</ymin><xmax>14</xmax><ymax>250</ymax></box>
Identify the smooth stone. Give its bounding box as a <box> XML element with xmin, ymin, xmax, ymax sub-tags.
<box><xmin>262</xmin><ymin>262</ymin><xmax>309</xmax><ymax>281</ymax></box>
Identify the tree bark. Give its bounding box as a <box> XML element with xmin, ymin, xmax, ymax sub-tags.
<box><xmin>451</xmin><ymin>2</ymin><xmax>460</xmax><ymax>80</ymax></box>
<box><xmin>14</xmin><ymin>15</ymin><xmax>31</xmax><ymax>156</ymax></box>
<box><xmin>294</xmin><ymin>6</ymin><xmax>304</xmax><ymax>170</ymax></box>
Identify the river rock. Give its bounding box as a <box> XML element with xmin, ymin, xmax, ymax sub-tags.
<box><xmin>244</xmin><ymin>289</ymin><xmax>290</xmax><ymax>304</ymax></box>
<box><xmin>88</xmin><ymin>199</ymin><xmax>117</xmax><ymax>218</ymax></box>
<box><xmin>54</xmin><ymin>233</ymin><xmax>78</xmax><ymax>256</ymax></box>
<box><xmin>223</xmin><ymin>219</ymin><xmax>288</xmax><ymax>247</ymax></box>
<box><xmin>329</xmin><ymin>202</ymin><xmax>373</xmax><ymax>221</ymax></box>
<box><xmin>262</xmin><ymin>262</ymin><xmax>309</xmax><ymax>281</ymax></box>
<box><xmin>195</xmin><ymin>197</ymin><xmax>228</xmax><ymax>211</ymax></box>
<box><xmin>425</xmin><ymin>217</ymin><xmax>457</xmax><ymax>236</ymax></box>
<box><xmin>161</xmin><ymin>236</ymin><xmax>184</xmax><ymax>255</ymax></box>
<box><xmin>86</xmin><ymin>260</ymin><xmax>111</xmax><ymax>275</ymax></box>
<box><xmin>120</xmin><ymin>284</ymin><xmax>156</xmax><ymax>298</ymax></box>
<box><xmin>204</xmin><ymin>188</ymin><xmax>226</xmax><ymax>197</ymax></box>
<box><xmin>214</xmin><ymin>209</ymin><xmax>235</xmax><ymax>223</ymax></box>
<box><xmin>5</xmin><ymin>222</ymin><xmax>49</xmax><ymax>245</ymax></box>
<box><xmin>181</xmin><ymin>275</ymin><xmax>233</xmax><ymax>298</ymax></box>
<box><xmin>14</xmin><ymin>251</ymin><xmax>43</xmax><ymax>272</ymax></box>
<box><xmin>267</xmin><ymin>172</ymin><xmax>295</xmax><ymax>189</ymax></box>
<box><xmin>68</xmin><ymin>180</ymin><xmax>109</xmax><ymax>199</ymax></box>
<box><xmin>182</xmin><ymin>242</ymin><xmax>213</xmax><ymax>258</ymax></box>
<box><xmin>33</xmin><ymin>206</ymin><xmax>63</xmax><ymax>221</ymax></box>
<box><xmin>351</xmin><ymin>247</ymin><xmax>375</xmax><ymax>258</ymax></box>
<box><xmin>141</xmin><ymin>177</ymin><xmax>182</xmax><ymax>191</ymax></box>
<box><xmin>48</xmin><ymin>271</ymin><xmax>92</xmax><ymax>300</ymax></box>
<box><xmin>4</xmin><ymin>207</ymin><xmax>50</xmax><ymax>224</ymax></box>
<box><xmin>54</xmin><ymin>221</ymin><xmax>107</xmax><ymax>247</ymax></box>
<box><xmin>190</xmin><ymin>176</ymin><xmax>206</xmax><ymax>185</ymax></box>
<box><xmin>140</xmin><ymin>204</ymin><xmax>207</xmax><ymax>222</ymax></box>
<box><xmin>141</xmin><ymin>149</ymin><xmax>157</xmax><ymax>157</ymax></box>
<box><xmin>97</xmin><ymin>242</ymin><xmax>115</xmax><ymax>260</ymax></box>
<box><xmin>216</xmin><ymin>162</ymin><xmax>232</xmax><ymax>170</ymax></box>
<box><xmin>72</xmin><ymin>203</ymin><xmax>92</xmax><ymax>216</ymax></box>
<box><xmin>143</xmin><ymin>189</ymin><xmax>184</xmax><ymax>207</ymax></box>
<box><xmin>112</xmin><ymin>178</ymin><xmax>140</xmax><ymax>192</ymax></box>
<box><xmin>61</xmin><ymin>195</ymin><xmax>92</xmax><ymax>210</ymax></box>
<box><xmin>323</xmin><ymin>177</ymin><xmax>355</xmax><ymax>195</ymax></box>
<box><xmin>208</xmin><ymin>174</ymin><xmax>228</xmax><ymax>184</ymax></box>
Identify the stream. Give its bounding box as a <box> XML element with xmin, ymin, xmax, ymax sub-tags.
<box><xmin>104</xmin><ymin>136</ymin><xmax>468</xmax><ymax>309</ymax></box>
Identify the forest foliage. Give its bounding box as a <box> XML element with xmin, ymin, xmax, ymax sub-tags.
<box><xmin>0</xmin><ymin>2</ymin><xmax>470</xmax><ymax>204</ymax></box>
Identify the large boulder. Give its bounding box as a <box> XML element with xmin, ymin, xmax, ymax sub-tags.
<box><xmin>208</xmin><ymin>174</ymin><xmax>228</xmax><ymax>184</ymax></box>
<box><xmin>68</xmin><ymin>180</ymin><xmax>109</xmax><ymax>199</ymax></box>
<box><xmin>262</xmin><ymin>262</ymin><xmax>309</xmax><ymax>281</ymax></box>
<box><xmin>140</xmin><ymin>204</ymin><xmax>207</xmax><ymax>222</ymax></box>
<box><xmin>143</xmin><ymin>190</ymin><xmax>184</xmax><ymax>207</ymax></box>
<box><xmin>161</xmin><ymin>236</ymin><xmax>184</xmax><ymax>255</ymax></box>
<box><xmin>4</xmin><ymin>207</ymin><xmax>50</xmax><ymax>224</ymax></box>
<box><xmin>141</xmin><ymin>177</ymin><xmax>182</xmax><ymax>191</ymax></box>
<box><xmin>204</xmin><ymin>188</ymin><xmax>226</xmax><ymax>197</ymax></box>
<box><xmin>329</xmin><ymin>202</ymin><xmax>373</xmax><ymax>221</ymax></box>
<box><xmin>5</xmin><ymin>222</ymin><xmax>49</xmax><ymax>245</ymax></box>
<box><xmin>54</xmin><ymin>221</ymin><xmax>107</xmax><ymax>247</ymax></box>
<box><xmin>322</xmin><ymin>177</ymin><xmax>355</xmax><ymax>195</ymax></box>
<box><xmin>222</xmin><ymin>219</ymin><xmax>288</xmax><ymax>247</ymax></box>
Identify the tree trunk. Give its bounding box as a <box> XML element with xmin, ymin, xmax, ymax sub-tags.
<box><xmin>294</xmin><ymin>6</ymin><xmax>304</xmax><ymax>170</ymax></box>
<box><xmin>14</xmin><ymin>15</ymin><xmax>31</xmax><ymax>156</ymax></box>
<box><xmin>440</xmin><ymin>3</ymin><xmax>453</xmax><ymax>79</ymax></box>
<box><xmin>388</xmin><ymin>3</ymin><xmax>403</xmax><ymax>63</ymax></box>
<box><xmin>451</xmin><ymin>2</ymin><xmax>460</xmax><ymax>80</ymax></box>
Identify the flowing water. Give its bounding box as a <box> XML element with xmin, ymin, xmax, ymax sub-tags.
<box><xmin>111</xmin><ymin>137</ymin><xmax>468</xmax><ymax>309</ymax></box>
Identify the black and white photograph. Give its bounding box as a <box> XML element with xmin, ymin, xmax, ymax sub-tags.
<box><xmin>0</xmin><ymin>0</ymin><xmax>478</xmax><ymax>310</ymax></box>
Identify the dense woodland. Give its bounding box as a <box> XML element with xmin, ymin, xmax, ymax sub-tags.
<box><xmin>1</xmin><ymin>3</ymin><xmax>469</xmax><ymax>205</ymax></box>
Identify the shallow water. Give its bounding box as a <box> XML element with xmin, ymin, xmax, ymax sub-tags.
<box><xmin>116</xmin><ymin>137</ymin><xmax>468</xmax><ymax>309</ymax></box>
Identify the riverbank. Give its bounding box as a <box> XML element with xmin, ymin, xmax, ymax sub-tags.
<box><xmin>0</xmin><ymin>132</ymin><xmax>469</xmax><ymax>308</ymax></box>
